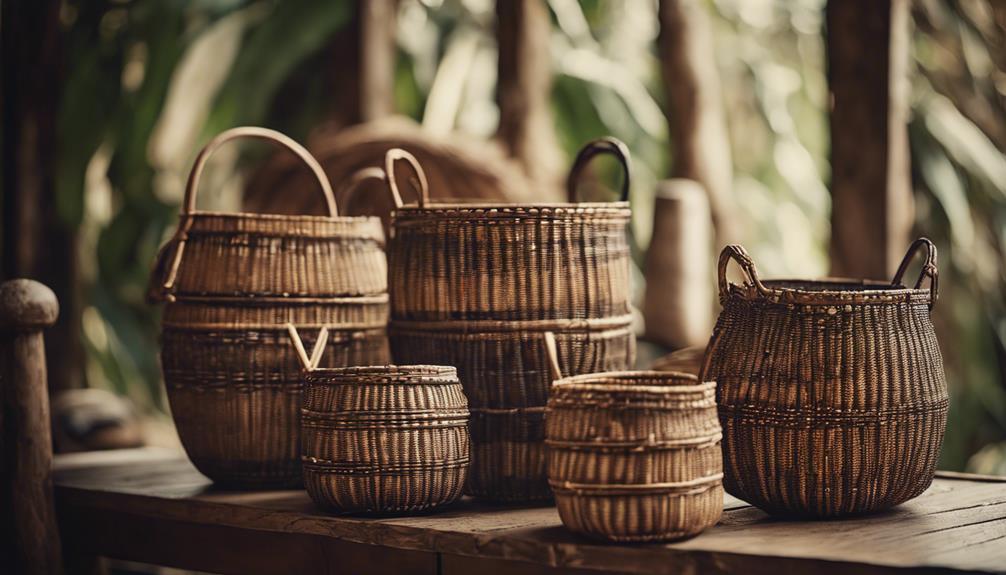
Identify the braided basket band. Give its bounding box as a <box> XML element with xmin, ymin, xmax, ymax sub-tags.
<box><xmin>303</xmin><ymin>457</ymin><xmax>470</xmax><ymax>474</ymax></box>
<box><xmin>718</xmin><ymin>399</ymin><xmax>949</xmax><ymax>427</ymax></box>
<box><xmin>550</xmin><ymin>473</ymin><xmax>724</xmax><ymax>496</ymax></box>
<box><xmin>545</xmin><ymin>433</ymin><xmax>722</xmax><ymax>451</ymax></box>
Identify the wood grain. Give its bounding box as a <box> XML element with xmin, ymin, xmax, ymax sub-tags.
<box><xmin>1</xmin><ymin>279</ymin><xmax>62</xmax><ymax>575</ymax></box>
<box><xmin>54</xmin><ymin>449</ymin><xmax>1006</xmax><ymax>574</ymax></box>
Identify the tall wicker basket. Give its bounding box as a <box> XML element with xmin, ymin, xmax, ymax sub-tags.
<box><xmin>385</xmin><ymin>141</ymin><xmax>636</xmax><ymax>502</ymax></box>
<box><xmin>289</xmin><ymin>326</ymin><xmax>469</xmax><ymax>514</ymax></box>
<box><xmin>545</xmin><ymin>333</ymin><xmax>723</xmax><ymax>543</ymax></box>
<box><xmin>701</xmin><ymin>239</ymin><xmax>948</xmax><ymax>517</ymax></box>
<box><xmin>149</xmin><ymin>127</ymin><xmax>390</xmax><ymax>488</ymax></box>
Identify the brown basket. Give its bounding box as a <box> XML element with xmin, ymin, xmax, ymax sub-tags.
<box><xmin>290</xmin><ymin>327</ymin><xmax>469</xmax><ymax>514</ymax></box>
<box><xmin>383</xmin><ymin>141</ymin><xmax>636</xmax><ymax>502</ymax></box>
<box><xmin>151</xmin><ymin>127</ymin><xmax>390</xmax><ymax>488</ymax></box>
<box><xmin>385</xmin><ymin>140</ymin><xmax>632</xmax><ymax>322</ymax></box>
<box><xmin>545</xmin><ymin>335</ymin><xmax>723</xmax><ymax>542</ymax></box>
<box><xmin>701</xmin><ymin>239</ymin><xmax>949</xmax><ymax>518</ymax></box>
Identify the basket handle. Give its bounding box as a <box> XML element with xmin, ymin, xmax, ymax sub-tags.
<box><xmin>339</xmin><ymin>166</ymin><xmax>387</xmax><ymax>214</ymax></box>
<box><xmin>384</xmin><ymin>148</ymin><xmax>430</xmax><ymax>209</ymax></box>
<box><xmin>717</xmin><ymin>244</ymin><xmax>770</xmax><ymax>302</ymax></box>
<box><xmin>157</xmin><ymin>127</ymin><xmax>337</xmax><ymax>300</ymax></box>
<box><xmin>286</xmin><ymin>323</ymin><xmax>330</xmax><ymax>371</ymax></box>
<box><xmin>543</xmin><ymin>331</ymin><xmax>564</xmax><ymax>382</ymax></box>
<box><xmin>891</xmin><ymin>237</ymin><xmax>939</xmax><ymax>309</ymax></box>
<box><xmin>565</xmin><ymin>137</ymin><xmax>631</xmax><ymax>203</ymax></box>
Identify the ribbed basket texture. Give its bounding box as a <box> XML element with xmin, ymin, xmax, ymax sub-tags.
<box><xmin>546</xmin><ymin>371</ymin><xmax>723</xmax><ymax>542</ymax></box>
<box><xmin>151</xmin><ymin>127</ymin><xmax>390</xmax><ymax>488</ymax></box>
<box><xmin>300</xmin><ymin>365</ymin><xmax>469</xmax><ymax>514</ymax></box>
<box><xmin>701</xmin><ymin>239</ymin><xmax>948</xmax><ymax>517</ymax></box>
<box><xmin>383</xmin><ymin>141</ymin><xmax>636</xmax><ymax>502</ymax></box>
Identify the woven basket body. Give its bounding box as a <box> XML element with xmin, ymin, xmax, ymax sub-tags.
<box><xmin>546</xmin><ymin>372</ymin><xmax>723</xmax><ymax>542</ymax></box>
<box><xmin>384</xmin><ymin>141</ymin><xmax>635</xmax><ymax>502</ymax></box>
<box><xmin>299</xmin><ymin>365</ymin><xmax>469</xmax><ymax>514</ymax></box>
<box><xmin>702</xmin><ymin>240</ymin><xmax>948</xmax><ymax>517</ymax></box>
<box><xmin>152</xmin><ymin>128</ymin><xmax>390</xmax><ymax>488</ymax></box>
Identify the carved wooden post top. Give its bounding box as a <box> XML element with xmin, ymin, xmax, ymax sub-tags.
<box><xmin>0</xmin><ymin>279</ymin><xmax>59</xmax><ymax>332</ymax></box>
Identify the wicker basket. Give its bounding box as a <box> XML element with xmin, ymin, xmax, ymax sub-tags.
<box><xmin>545</xmin><ymin>334</ymin><xmax>723</xmax><ymax>542</ymax></box>
<box><xmin>290</xmin><ymin>327</ymin><xmax>469</xmax><ymax>514</ymax></box>
<box><xmin>384</xmin><ymin>141</ymin><xmax>636</xmax><ymax>502</ymax></box>
<box><xmin>150</xmin><ymin>127</ymin><xmax>390</xmax><ymax>488</ymax></box>
<box><xmin>701</xmin><ymin>239</ymin><xmax>948</xmax><ymax>518</ymax></box>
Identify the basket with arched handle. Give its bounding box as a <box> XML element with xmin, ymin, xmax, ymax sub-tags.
<box><xmin>383</xmin><ymin>139</ymin><xmax>636</xmax><ymax>502</ymax></box>
<box><xmin>701</xmin><ymin>238</ymin><xmax>948</xmax><ymax>517</ymax></box>
<box><xmin>151</xmin><ymin>127</ymin><xmax>390</xmax><ymax>488</ymax></box>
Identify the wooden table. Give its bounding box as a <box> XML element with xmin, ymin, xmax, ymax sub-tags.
<box><xmin>54</xmin><ymin>448</ymin><xmax>1006</xmax><ymax>575</ymax></box>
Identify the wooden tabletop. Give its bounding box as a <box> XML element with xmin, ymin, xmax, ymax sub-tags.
<box><xmin>54</xmin><ymin>448</ymin><xmax>1006</xmax><ymax>575</ymax></box>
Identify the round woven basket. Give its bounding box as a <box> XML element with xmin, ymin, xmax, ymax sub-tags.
<box><xmin>150</xmin><ymin>127</ymin><xmax>390</xmax><ymax>488</ymax></box>
<box><xmin>701</xmin><ymin>239</ymin><xmax>949</xmax><ymax>518</ymax></box>
<box><xmin>545</xmin><ymin>348</ymin><xmax>723</xmax><ymax>542</ymax></box>
<box><xmin>290</xmin><ymin>327</ymin><xmax>469</xmax><ymax>514</ymax></box>
<box><xmin>383</xmin><ymin>141</ymin><xmax>636</xmax><ymax>502</ymax></box>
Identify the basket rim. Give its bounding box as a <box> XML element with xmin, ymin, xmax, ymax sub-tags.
<box><xmin>181</xmin><ymin>210</ymin><xmax>382</xmax><ymax>224</ymax></box>
<box><xmin>732</xmin><ymin>277</ymin><xmax>933</xmax><ymax>304</ymax></box>
<box><xmin>551</xmin><ymin>371</ymin><xmax>715</xmax><ymax>394</ymax></box>
<box><xmin>393</xmin><ymin>200</ymin><xmax>630</xmax><ymax>212</ymax></box>
<box><xmin>304</xmin><ymin>364</ymin><xmax>458</xmax><ymax>379</ymax></box>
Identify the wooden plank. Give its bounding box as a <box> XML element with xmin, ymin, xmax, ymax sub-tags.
<box><xmin>827</xmin><ymin>0</ymin><xmax>914</xmax><ymax>278</ymax></box>
<box><xmin>58</xmin><ymin>501</ymin><xmax>435</xmax><ymax>575</ymax></box>
<box><xmin>53</xmin><ymin>449</ymin><xmax>1006</xmax><ymax>574</ymax></box>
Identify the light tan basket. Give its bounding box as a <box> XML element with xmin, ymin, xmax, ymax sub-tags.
<box><xmin>701</xmin><ymin>239</ymin><xmax>948</xmax><ymax>517</ymax></box>
<box><xmin>545</xmin><ymin>333</ymin><xmax>723</xmax><ymax>542</ymax></box>
<box><xmin>384</xmin><ymin>141</ymin><xmax>636</xmax><ymax>502</ymax></box>
<box><xmin>290</xmin><ymin>326</ymin><xmax>469</xmax><ymax>514</ymax></box>
<box><xmin>150</xmin><ymin>127</ymin><xmax>390</xmax><ymax>488</ymax></box>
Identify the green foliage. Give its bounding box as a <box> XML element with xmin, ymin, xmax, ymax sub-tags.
<box><xmin>58</xmin><ymin>0</ymin><xmax>1004</xmax><ymax>471</ymax></box>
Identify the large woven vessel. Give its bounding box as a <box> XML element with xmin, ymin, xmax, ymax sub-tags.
<box><xmin>546</xmin><ymin>334</ymin><xmax>723</xmax><ymax>543</ymax></box>
<box><xmin>150</xmin><ymin>127</ymin><xmax>390</xmax><ymax>488</ymax></box>
<box><xmin>701</xmin><ymin>239</ymin><xmax>948</xmax><ymax>517</ymax></box>
<box><xmin>386</xmin><ymin>141</ymin><xmax>635</xmax><ymax>501</ymax></box>
<box><xmin>290</xmin><ymin>327</ymin><xmax>469</xmax><ymax>514</ymax></box>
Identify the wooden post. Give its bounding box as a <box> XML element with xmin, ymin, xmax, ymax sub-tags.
<box><xmin>827</xmin><ymin>0</ymin><xmax>913</xmax><ymax>278</ymax></box>
<box><xmin>325</xmin><ymin>0</ymin><xmax>396</xmax><ymax>128</ymax></box>
<box><xmin>496</xmin><ymin>0</ymin><xmax>564</xmax><ymax>196</ymax></box>
<box><xmin>1</xmin><ymin>279</ymin><xmax>62</xmax><ymax>574</ymax></box>
<box><xmin>657</xmin><ymin>0</ymin><xmax>736</xmax><ymax>247</ymax></box>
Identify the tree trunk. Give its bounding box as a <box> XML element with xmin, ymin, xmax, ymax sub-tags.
<box><xmin>657</xmin><ymin>0</ymin><xmax>736</xmax><ymax>248</ymax></box>
<box><xmin>827</xmin><ymin>0</ymin><xmax>913</xmax><ymax>279</ymax></box>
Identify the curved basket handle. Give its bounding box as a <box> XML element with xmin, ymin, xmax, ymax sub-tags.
<box><xmin>287</xmin><ymin>324</ymin><xmax>330</xmax><ymax>371</ymax></box>
<box><xmin>891</xmin><ymin>237</ymin><xmax>939</xmax><ymax>309</ymax></box>
<box><xmin>157</xmin><ymin>127</ymin><xmax>337</xmax><ymax>300</ymax></box>
<box><xmin>565</xmin><ymin>137</ymin><xmax>631</xmax><ymax>203</ymax></box>
<box><xmin>384</xmin><ymin>148</ymin><xmax>430</xmax><ymax>208</ymax></box>
<box><xmin>183</xmin><ymin>126</ymin><xmax>337</xmax><ymax>217</ymax></box>
<box><xmin>717</xmin><ymin>244</ymin><xmax>770</xmax><ymax>301</ymax></box>
<box><xmin>338</xmin><ymin>166</ymin><xmax>387</xmax><ymax>215</ymax></box>
<box><xmin>543</xmin><ymin>331</ymin><xmax>563</xmax><ymax>382</ymax></box>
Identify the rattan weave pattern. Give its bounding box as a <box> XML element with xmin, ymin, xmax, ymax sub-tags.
<box><xmin>546</xmin><ymin>369</ymin><xmax>723</xmax><ymax>542</ymax></box>
<box><xmin>151</xmin><ymin>127</ymin><xmax>390</xmax><ymax>488</ymax></box>
<box><xmin>291</xmin><ymin>349</ymin><xmax>470</xmax><ymax>515</ymax></box>
<box><xmin>383</xmin><ymin>140</ymin><xmax>636</xmax><ymax>502</ymax></box>
<box><xmin>701</xmin><ymin>239</ymin><xmax>949</xmax><ymax>518</ymax></box>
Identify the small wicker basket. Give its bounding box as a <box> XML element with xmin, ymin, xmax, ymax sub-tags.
<box><xmin>702</xmin><ymin>239</ymin><xmax>948</xmax><ymax>517</ymax></box>
<box><xmin>384</xmin><ymin>141</ymin><xmax>636</xmax><ymax>502</ymax></box>
<box><xmin>545</xmin><ymin>334</ymin><xmax>723</xmax><ymax>542</ymax></box>
<box><xmin>290</xmin><ymin>326</ymin><xmax>469</xmax><ymax>515</ymax></box>
<box><xmin>150</xmin><ymin>128</ymin><xmax>390</xmax><ymax>488</ymax></box>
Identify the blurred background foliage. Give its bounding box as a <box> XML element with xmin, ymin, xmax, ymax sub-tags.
<box><xmin>50</xmin><ymin>0</ymin><xmax>1005</xmax><ymax>472</ymax></box>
